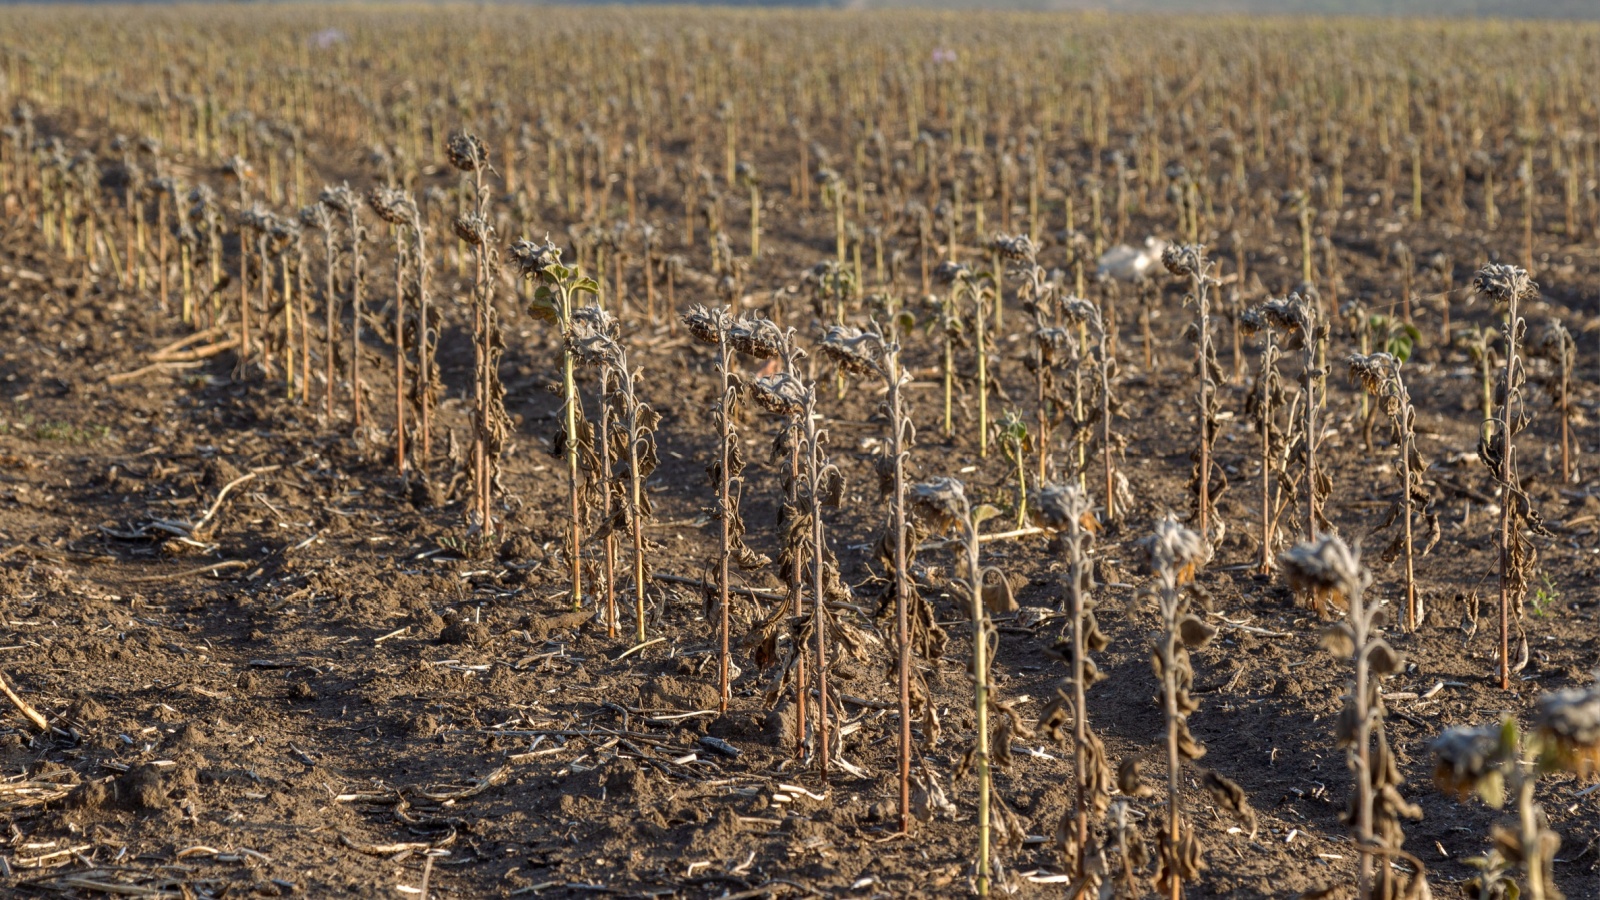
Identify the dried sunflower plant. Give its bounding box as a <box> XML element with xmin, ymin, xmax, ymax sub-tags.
<box><xmin>1061</xmin><ymin>296</ymin><xmax>1125</xmax><ymax>527</ymax></box>
<box><xmin>1162</xmin><ymin>245</ymin><xmax>1226</xmax><ymax>546</ymax></box>
<box><xmin>1285</xmin><ymin>534</ymin><xmax>1428</xmax><ymax>900</ymax></box>
<box><xmin>447</xmin><ymin>131</ymin><xmax>513</xmax><ymax>533</ymax></box>
<box><xmin>320</xmin><ymin>183</ymin><xmax>366</xmax><ymax>427</ymax></box>
<box><xmin>910</xmin><ymin>477</ymin><xmax>1027</xmax><ymax>897</ymax></box>
<box><xmin>516</xmin><ymin>239</ymin><xmax>597</xmax><ymax>611</ymax></box>
<box><xmin>823</xmin><ymin>320</ymin><xmax>933</xmax><ymax>831</ymax></box>
<box><xmin>1138</xmin><ymin>515</ymin><xmax>1255</xmax><ymax>900</ymax></box>
<box><xmin>1240</xmin><ymin>302</ymin><xmax>1295</xmax><ymax>573</ymax></box>
<box><xmin>1431</xmin><ymin>675</ymin><xmax>1600</xmax><ymax>900</ymax></box>
<box><xmin>1260</xmin><ymin>293</ymin><xmax>1330</xmax><ymax>543</ymax></box>
<box><xmin>683</xmin><ymin>305</ymin><xmax>778</xmax><ymax>711</ymax></box>
<box><xmin>1033</xmin><ymin>484</ymin><xmax>1115</xmax><ymax>889</ymax></box>
<box><xmin>1532</xmin><ymin>319</ymin><xmax>1578</xmax><ymax>484</ymax></box>
<box><xmin>1473</xmin><ymin>263</ymin><xmax>1545</xmax><ymax>690</ymax></box>
<box><xmin>1347</xmin><ymin>352</ymin><xmax>1438</xmax><ymax>632</ymax></box>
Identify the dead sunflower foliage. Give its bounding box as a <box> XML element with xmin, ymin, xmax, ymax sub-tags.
<box><xmin>819</xmin><ymin>318</ymin><xmax>929</xmax><ymax>831</ymax></box>
<box><xmin>1472</xmin><ymin>262</ymin><xmax>1544</xmax><ymax>690</ymax></box>
<box><xmin>571</xmin><ymin>311</ymin><xmax>659</xmax><ymax>645</ymax></box>
<box><xmin>1033</xmin><ymin>483</ymin><xmax>1114</xmax><ymax>883</ymax></box>
<box><xmin>916</xmin><ymin>477</ymin><xmax>1019</xmax><ymax>896</ymax></box>
<box><xmin>1281</xmin><ymin>530</ymin><xmax>1370</xmax><ymax>618</ymax></box>
<box><xmin>1163</xmin><ymin>244</ymin><xmax>1225</xmax><ymax>547</ymax></box>
<box><xmin>1139</xmin><ymin>514</ymin><xmax>1217</xmax><ymax>900</ymax></box>
<box><xmin>516</xmin><ymin>238</ymin><xmax>598</xmax><ymax>612</ymax></box>
<box><xmin>1346</xmin><ymin>352</ymin><xmax>1436</xmax><ymax>631</ymax></box>
<box><xmin>1240</xmin><ymin>303</ymin><xmax>1295</xmax><ymax>574</ymax></box>
<box><xmin>748</xmin><ymin>326</ymin><xmax>861</xmax><ymax>778</ymax></box>
<box><xmin>450</xmin><ymin>131</ymin><xmax>509</xmax><ymax>534</ymax></box>
<box><xmin>681</xmin><ymin>304</ymin><xmax>773</xmax><ymax>712</ymax></box>
<box><xmin>1259</xmin><ymin>293</ymin><xmax>1330</xmax><ymax>540</ymax></box>
<box><xmin>1530</xmin><ymin>320</ymin><xmax>1578</xmax><ymax>484</ymax></box>
<box><xmin>1299</xmin><ymin>533</ymin><xmax>1427</xmax><ymax>900</ymax></box>
<box><xmin>1429</xmin><ymin>677</ymin><xmax>1600</xmax><ymax>900</ymax></box>
<box><xmin>930</xmin><ymin>259</ymin><xmax>975</xmax><ymax>437</ymax></box>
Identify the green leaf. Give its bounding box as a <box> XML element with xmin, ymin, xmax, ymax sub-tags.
<box><xmin>527</xmin><ymin>296</ymin><xmax>559</xmax><ymax>325</ymax></box>
<box><xmin>972</xmin><ymin>504</ymin><xmax>1004</xmax><ymax>526</ymax></box>
<box><xmin>573</xmin><ymin>277</ymin><xmax>600</xmax><ymax>295</ymax></box>
<box><xmin>1498</xmin><ymin>716</ymin><xmax>1520</xmax><ymax>760</ymax></box>
<box><xmin>1475</xmin><ymin>769</ymin><xmax>1505</xmax><ymax>809</ymax></box>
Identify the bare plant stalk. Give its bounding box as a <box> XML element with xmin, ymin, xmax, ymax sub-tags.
<box><xmin>1163</xmin><ymin>245</ymin><xmax>1218</xmax><ymax>542</ymax></box>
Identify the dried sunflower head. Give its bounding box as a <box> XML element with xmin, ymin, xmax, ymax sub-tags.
<box><xmin>726</xmin><ymin>316</ymin><xmax>785</xmax><ymax>360</ymax></box>
<box><xmin>818</xmin><ymin>324</ymin><xmax>884</xmax><ymax>377</ymax></box>
<box><xmin>1473</xmin><ymin>263</ymin><xmax>1537</xmax><ymax>306</ymax></box>
<box><xmin>1279</xmin><ymin>534</ymin><xmax>1370</xmax><ymax>612</ymax></box>
<box><xmin>366</xmin><ymin>186</ymin><xmax>416</xmax><ymax>226</ymax></box>
<box><xmin>681</xmin><ymin>304</ymin><xmax>724</xmax><ymax>347</ymax></box>
<box><xmin>298</xmin><ymin>203</ymin><xmax>332</xmax><ymax>233</ymax></box>
<box><xmin>909</xmin><ymin>477</ymin><xmax>967</xmax><ymax>534</ymax></box>
<box><xmin>1535</xmin><ymin>679</ymin><xmax>1600</xmax><ymax>776</ymax></box>
<box><xmin>510</xmin><ymin>238</ymin><xmax>562</xmax><ymax>282</ymax></box>
<box><xmin>991</xmin><ymin>233</ymin><xmax>1037</xmax><ymax>263</ymax></box>
<box><xmin>318</xmin><ymin>183</ymin><xmax>354</xmax><ymax>215</ymax></box>
<box><xmin>453</xmin><ymin>212</ymin><xmax>490</xmax><ymax>247</ymax></box>
<box><xmin>749</xmin><ymin>373</ymin><xmax>807</xmax><ymax>418</ymax></box>
<box><xmin>1060</xmin><ymin>297</ymin><xmax>1103</xmax><ymax>333</ymax></box>
<box><xmin>1160</xmin><ymin>243</ymin><xmax>1206</xmax><ymax>278</ymax></box>
<box><xmin>1140</xmin><ymin>515</ymin><xmax>1207</xmax><ymax>586</ymax></box>
<box><xmin>1347</xmin><ymin>352</ymin><xmax>1400</xmax><ymax>399</ymax></box>
<box><xmin>1430</xmin><ymin>722</ymin><xmax>1506</xmax><ymax>803</ymax></box>
<box><xmin>932</xmin><ymin>260</ymin><xmax>970</xmax><ymax>286</ymax></box>
<box><xmin>1028</xmin><ymin>482</ymin><xmax>1093</xmax><ymax>532</ymax></box>
<box><xmin>446</xmin><ymin>131</ymin><xmax>487</xmax><ymax>172</ymax></box>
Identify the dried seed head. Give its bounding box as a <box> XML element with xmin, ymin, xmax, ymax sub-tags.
<box><xmin>1473</xmin><ymin>263</ymin><xmax>1537</xmax><ymax>306</ymax></box>
<box><xmin>1430</xmin><ymin>723</ymin><xmax>1504</xmax><ymax>801</ymax></box>
<box><xmin>238</xmin><ymin>203</ymin><xmax>271</xmax><ymax>233</ymax></box>
<box><xmin>1059</xmin><ymin>297</ymin><xmax>1104</xmax><ymax>334</ymax></box>
<box><xmin>818</xmin><ymin>324</ymin><xmax>884</xmax><ymax>377</ymax></box>
<box><xmin>298</xmin><ymin>203</ymin><xmax>333</xmax><ymax>232</ymax></box>
<box><xmin>1160</xmin><ymin>243</ymin><xmax>1206</xmax><ymax>278</ymax></box>
<box><xmin>510</xmin><ymin>238</ymin><xmax>561</xmax><ymax>281</ymax></box>
<box><xmin>1239</xmin><ymin>307</ymin><xmax>1267</xmax><ymax>337</ymax></box>
<box><xmin>909</xmin><ymin>477</ymin><xmax>967</xmax><ymax>534</ymax></box>
<box><xmin>932</xmin><ymin>260</ymin><xmax>970</xmax><ymax>286</ymax></box>
<box><xmin>566</xmin><ymin>306</ymin><xmax>618</xmax><ymax>368</ymax></box>
<box><xmin>366</xmin><ymin>186</ymin><xmax>415</xmax><ymax>225</ymax></box>
<box><xmin>1140</xmin><ymin>515</ymin><xmax>1207</xmax><ymax>586</ymax></box>
<box><xmin>991</xmin><ymin>233</ymin><xmax>1037</xmax><ymax>263</ymax></box>
<box><xmin>1028</xmin><ymin>482</ymin><xmax>1093</xmax><ymax>532</ymax></box>
<box><xmin>1347</xmin><ymin>352</ymin><xmax>1400</xmax><ymax>399</ymax></box>
<box><xmin>1278</xmin><ymin>534</ymin><xmax>1371</xmax><ymax>611</ymax></box>
<box><xmin>221</xmin><ymin>154</ymin><xmax>254</xmax><ymax>180</ymax></box>
<box><xmin>681</xmin><ymin>304</ymin><xmax>724</xmax><ymax>347</ymax></box>
<box><xmin>726</xmin><ymin>316</ymin><xmax>785</xmax><ymax>360</ymax></box>
<box><xmin>319</xmin><ymin>183</ymin><xmax>356</xmax><ymax>215</ymax></box>
<box><xmin>446</xmin><ymin>131</ymin><xmax>487</xmax><ymax>172</ymax></box>
<box><xmin>1535</xmin><ymin>679</ymin><xmax>1600</xmax><ymax>776</ymax></box>
<box><xmin>453</xmin><ymin>212</ymin><xmax>490</xmax><ymax>246</ymax></box>
<box><xmin>749</xmin><ymin>373</ymin><xmax>807</xmax><ymax>418</ymax></box>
